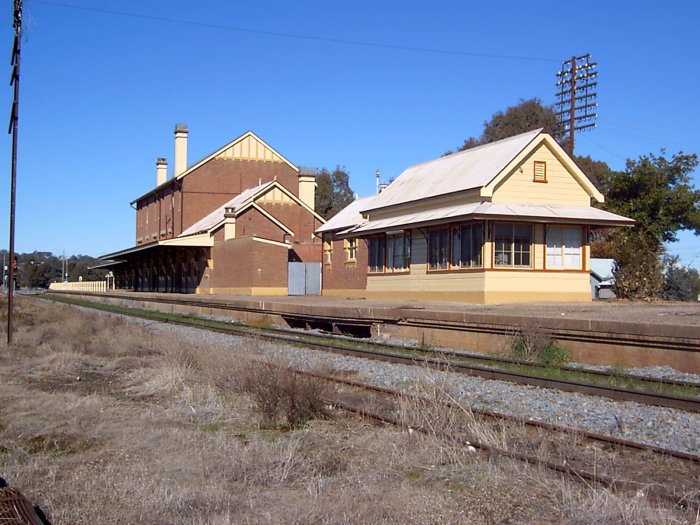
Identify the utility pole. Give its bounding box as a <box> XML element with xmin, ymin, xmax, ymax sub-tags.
<box><xmin>555</xmin><ymin>54</ymin><xmax>598</xmax><ymax>156</ymax></box>
<box><xmin>7</xmin><ymin>0</ymin><xmax>22</xmax><ymax>344</ymax></box>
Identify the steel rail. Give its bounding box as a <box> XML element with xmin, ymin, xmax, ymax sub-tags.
<box><xmin>295</xmin><ymin>368</ymin><xmax>699</xmax><ymax>508</ymax></box>
<box><xmin>303</xmin><ymin>369</ymin><xmax>700</xmax><ymax>463</ymax></box>
<box><xmin>42</xmin><ymin>294</ymin><xmax>700</xmax><ymax>413</ymax></box>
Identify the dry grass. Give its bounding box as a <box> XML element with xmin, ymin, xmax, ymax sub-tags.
<box><xmin>0</xmin><ymin>296</ymin><xmax>696</xmax><ymax>524</ymax></box>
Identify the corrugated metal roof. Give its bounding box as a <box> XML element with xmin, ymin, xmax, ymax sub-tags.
<box><xmin>316</xmin><ymin>195</ymin><xmax>375</xmax><ymax>234</ymax></box>
<box><xmin>364</xmin><ymin>128</ymin><xmax>542</xmax><ymax>212</ymax></box>
<box><xmin>180</xmin><ymin>182</ymin><xmax>271</xmax><ymax>236</ymax></box>
<box><xmin>350</xmin><ymin>202</ymin><xmax>634</xmax><ymax>235</ymax></box>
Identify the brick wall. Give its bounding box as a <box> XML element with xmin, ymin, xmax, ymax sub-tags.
<box><xmin>135</xmin><ymin>158</ymin><xmax>298</xmax><ymax>243</ymax></box>
<box><xmin>181</xmin><ymin>159</ymin><xmax>298</xmax><ymax>233</ymax></box>
<box><xmin>208</xmin><ymin>236</ymin><xmax>288</xmax><ymax>289</ymax></box>
<box><xmin>322</xmin><ymin>236</ymin><xmax>367</xmax><ymax>290</ymax></box>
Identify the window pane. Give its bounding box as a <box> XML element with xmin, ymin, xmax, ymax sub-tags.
<box><xmin>429</xmin><ymin>231</ymin><xmax>440</xmax><ymax>269</ymax></box>
<box><xmin>461</xmin><ymin>226</ymin><xmax>472</xmax><ymax>267</ymax></box>
<box><xmin>439</xmin><ymin>229</ymin><xmax>449</xmax><ymax>269</ymax></box>
<box><xmin>473</xmin><ymin>225</ymin><xmax>483</xmax><ymax>267</ymax></box>
<box><xmin>546</xmin><ymin>227</ymin><xmax>563</xmax><ymax>267</ymax></box>
<box><xmin>451</xmin><ymin>228</ymin><xmax>461</xmax><ymax>267</ymax></box>
<box><xmin>513</xmin><ymin>225</ymin><xmax>531</xmax><ymax>267</ymax></box>
<box><xmin>564</xmin><ymin>227</ymin><xmax>581</xmax><ymax>267</ymax></box>
<box><xmin>494</xmin><ymin>224</ymin><xmax>511</xmax><ymax>266</ymax></box>
<box><xmin>369</xmin><ymin>237</ymin><xmax>385</xmax><ymax>272</ymax></box>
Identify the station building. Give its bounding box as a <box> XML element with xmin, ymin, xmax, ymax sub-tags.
<box><xmin>100</xmin><ymin>125</ymin><xmax>324</xmax><ymax>294</ymax></box>
<box><xmin>317</xmin><ymin>129</ymin><xmax>634</xmax><ymax>303</ymax></box>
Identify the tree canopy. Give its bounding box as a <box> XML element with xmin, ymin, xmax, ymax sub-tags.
<box><xmin>1</xmin><ymin>251</ymin><xmax>107</xmax><ymax>289</ymax></box>
<box><xmin>606</xmin><ymin>151</ymin><xmax>700</xmax><ymax>245</ymax></box>
<box><xmin>604</xmin><ymin>151</ymin><xmax>700</xmax><ymax>299</ymax></box>
<box><xmin>455</xmin><ymin>98</ymin><xmax>563</xmax><ymax>152</ymax></box>
<box><xmin>315</xmin><ymin>166</ymin><xmax>355</xmax><ymax>220</ymax></box>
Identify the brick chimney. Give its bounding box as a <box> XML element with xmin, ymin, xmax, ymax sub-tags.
<box><xmin>156</xmin><ymin>157</ymin><xmax>167</xmax><ymax>186</ymax></box>
<box><xmin>174</xmin><ymin>123</ymin><xmax>188</xmax><ymax>177</ymax></box>
<box><xmin>297</xmin><ymin>166</ymin><xmax>317</xmax><ymax>211</ymax></box>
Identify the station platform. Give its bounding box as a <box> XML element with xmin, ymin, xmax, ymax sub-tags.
<box><xmin>51</xmin><ymin>291</ymin><xmax>700</xmax><ymax>373</ymax></box>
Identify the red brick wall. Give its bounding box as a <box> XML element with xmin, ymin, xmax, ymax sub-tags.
<box><xmin>235</xmin><ymin>207</ymin><xmax>287</xmax><ymax>241</ymax></box>
<box><xmin>256</xmin><ymin>202</ymin><xmax>323</xmax><ymax>262</ymax></box>
<box><xmin>135</xmin><ymin>158</ymin><xmax>298</xmax><ymax>242</ymax></box>
<box><xmin>181</xmin><ymin>159</ymin><xmax>298</xmax><ymax>233</ymax></box>
<box><xmin>208</xmin><ymin>236</ymin><xmax>288</xmax><ymax>290</ymax></box>
<box><xmin>322</xmin><ymin>235</ymin><xmax>367</xmax><ymax>290</ymax></box>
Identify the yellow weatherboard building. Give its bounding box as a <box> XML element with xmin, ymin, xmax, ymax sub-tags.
<box><xmin>318</xmin><ymin>128</ymin><xmax>634</xmax><ymax>304</ymax></box>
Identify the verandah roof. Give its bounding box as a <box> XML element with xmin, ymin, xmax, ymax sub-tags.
<box><xmin>344</xmin><ymin>202</ymin><xmax>635</xmax><ymax>236</ymax></box>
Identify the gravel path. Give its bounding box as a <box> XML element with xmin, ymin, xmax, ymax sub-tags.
<box><xmin>142</xmin><ymin>318</ymin><xmax>700</xmax><ymax>457</ymax></box>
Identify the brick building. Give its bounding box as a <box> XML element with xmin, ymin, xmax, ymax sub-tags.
<box><xmin>101</xmin><ymin>125</ymin><xmax>324</xmax><ymax>294</ymax></box>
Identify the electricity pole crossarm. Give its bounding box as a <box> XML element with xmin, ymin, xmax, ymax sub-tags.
<box><xmin>555</xmin><ymin>53</ymin><xmax>598</xmax><ymax>156</ymax></box>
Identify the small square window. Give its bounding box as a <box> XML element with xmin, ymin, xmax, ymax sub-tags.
<box><xmin>344</xmin><ymin>238</ymin><xmax>357</xmax><ymax>262</ymax></box>
<box><xmin>534</xmin><ymin>161</ymin><xmax>547</xmax><ymax>183</ymax></box>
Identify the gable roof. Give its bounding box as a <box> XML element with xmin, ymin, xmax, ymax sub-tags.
<box><xmin>363</xmin><ymin>129</ymin><xmax>604</xmax><ymax>213</ymax></box>
<box><xmin>179</xmin><ymin>180</ymin><xmax>324</xmax><ymax>238</ymax></box>
<box><xmin>132</xmin><ymin>131</ymin><xmax>297</xmax><ymax>204</ymax></box>
<box><xmin>316</xmin><ymin>195</ymin><xmax>376</xmax><ymax>234</ymax></box>
<box><xmin>364</xmin><ymin>129</ymin><xmax>542</xmax><ymax>212</ymax></box>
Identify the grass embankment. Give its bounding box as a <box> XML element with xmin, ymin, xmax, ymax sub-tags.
<box><xmin>0</xmin><ymin>296</ymin><xmax>695</xmax><ymax>524</ymax></box>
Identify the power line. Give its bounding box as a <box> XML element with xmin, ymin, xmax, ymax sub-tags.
<box><xmin>34</xmin><ymin>0</ymin><xmax>559</xmax><ymax>63</ymax></box>
<box><xmin>605</xmin><ymin>119</ymin><xmax>700</xmax><ymax>142</ymax></box>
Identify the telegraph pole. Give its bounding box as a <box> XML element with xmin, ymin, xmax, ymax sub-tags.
<box><xmin>7</xmin><ymin>0</ymin><xmax>22</xmax><ymax>344</ymax></box>
<box><xmin>555</xmin><ymin>54</ymin><xmax>598</xmax><ymax>156</ymax></box>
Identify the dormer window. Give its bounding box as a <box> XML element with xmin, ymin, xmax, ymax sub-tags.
<box><xmin>533</xmin><ymin>161</ymin><xmax>547</xmax><ymax>183</ymax></box>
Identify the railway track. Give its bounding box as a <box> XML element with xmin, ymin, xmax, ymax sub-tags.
<box><xmin>298</xmin><ymin>369</ymin><xmax>700</xmax><ymax>508</ymax></box>
<box><xmin>43</xmin><ymin>294</ymin><xmax>700</xmax><ymax>414</ymax></box>
<box><xmin>35</xmin><ymin>294</ymin><xmax>700</xmax><ymax>510</ymax></box>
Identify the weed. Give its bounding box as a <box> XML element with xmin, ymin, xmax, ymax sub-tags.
<box><xmin>238</xmin><ymin>359</ymin><xmax>331</xmax><ymax>429</ymax></box>
<box><xmin>511</xmin><ymin>323</ymin><xmax>570</xmax><ymax>366</ymax></box>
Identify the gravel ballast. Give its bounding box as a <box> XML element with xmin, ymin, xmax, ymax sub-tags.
<box><xmin>136</xmin><ymin>314</ymin><xmax>700</xmax><ymax>456</ymax></box>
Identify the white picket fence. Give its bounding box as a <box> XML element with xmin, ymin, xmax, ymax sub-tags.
<box><xmin>49</xmin><ymin>281</ymin><xmax>107</xmax><ymax>292</ymax></box>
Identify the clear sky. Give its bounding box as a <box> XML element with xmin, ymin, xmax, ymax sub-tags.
<box><xmin>1</xmin><ymin>0</ymin><xmax>699</xmax><ymax>267</ymax></box>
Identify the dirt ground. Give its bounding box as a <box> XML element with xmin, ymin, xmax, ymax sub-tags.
<box><xmin>1</xmin><ymin>296</ymin><xmax>697</xmax><ymax>524</ymax></box>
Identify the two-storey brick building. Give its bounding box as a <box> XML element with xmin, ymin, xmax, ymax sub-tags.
<box><xmin>101</xmin><ymin>125</ymin><xmax>323</xmax><ymax>294</ymax></box>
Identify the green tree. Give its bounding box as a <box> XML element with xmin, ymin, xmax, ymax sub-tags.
<box><xmin>315</xmin><ymin>166</ymin><xmax>355</xmax><ymax>220</ymax></box>
<box><xmin>574</xmin><ymin>155</ymin><xmax>615</xmax><ymax>195</ymax></box>
<box><xmin>606</xmin><ymin>151</ymin><xmax>700</xmax><ymax>299</ymax></box>
<box><xmin>606</xmin><ymin>151</ymin><xmax>700</xmax><ymax>245</ymax></box>
<box><xmin>660</xmin><ymin>255</ymin><xmax>700</xmax><ymax>301</ymax></box>
<box><xmin>456</xmin><ymin>98</ymin><xmax>563</xmax><ymax>152</ymax></box>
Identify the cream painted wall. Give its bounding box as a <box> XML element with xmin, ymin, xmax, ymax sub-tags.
<box><xmin>365</xmin><ymin>224</ymin><xmax>590</xmax><ymax>301</ymax></box>
<box><xmin>492</xmin><ymin>143</ymin><xmax>591</xmax><ymax>206</ymax></box>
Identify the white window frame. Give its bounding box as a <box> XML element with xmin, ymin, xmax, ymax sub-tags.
<box><xmin>546</xmin><ymin>225</ymin><xmax>582</xmax><ymax>269</ymax></box>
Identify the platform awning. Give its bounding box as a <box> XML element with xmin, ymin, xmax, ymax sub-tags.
<box><xmin>99</xmin><ymin>233</ymin><xmax>213</xmax><ymax>260</ymax></box>
<box><xmin>346</xmin><ymin>202</ymin><xmax>635</xmax><ymax>236</ymax></box>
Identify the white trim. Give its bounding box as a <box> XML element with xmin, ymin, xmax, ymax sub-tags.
<box><xmin>251</xmin><ymin>236</ymin><xmax>291</xmax><ymax>249</ymax></box>
<box><xmin>481</xmin><ymin>134</ymin><xmax>605</xmax><ymax>202</ymax></box>
<box><xmin>161</xmin><ymin>233</ymin><xmax>213</xmax><ymax>247</ymax></box>
<box><xmin>251</xmin><ymin>203</ymin><xmax>295</xmax><ymax>235</ymax></box>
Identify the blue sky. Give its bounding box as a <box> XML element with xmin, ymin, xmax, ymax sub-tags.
<box><xmin>1</xmin><ymin>0</ymin><xmax>699</xmax><ymax>267</ymax></box>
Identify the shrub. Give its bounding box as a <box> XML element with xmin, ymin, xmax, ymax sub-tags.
<box><xmin>238</xmin><ymin>360</ymin><xmax>330</xmax><ymax>429</ymax></box>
